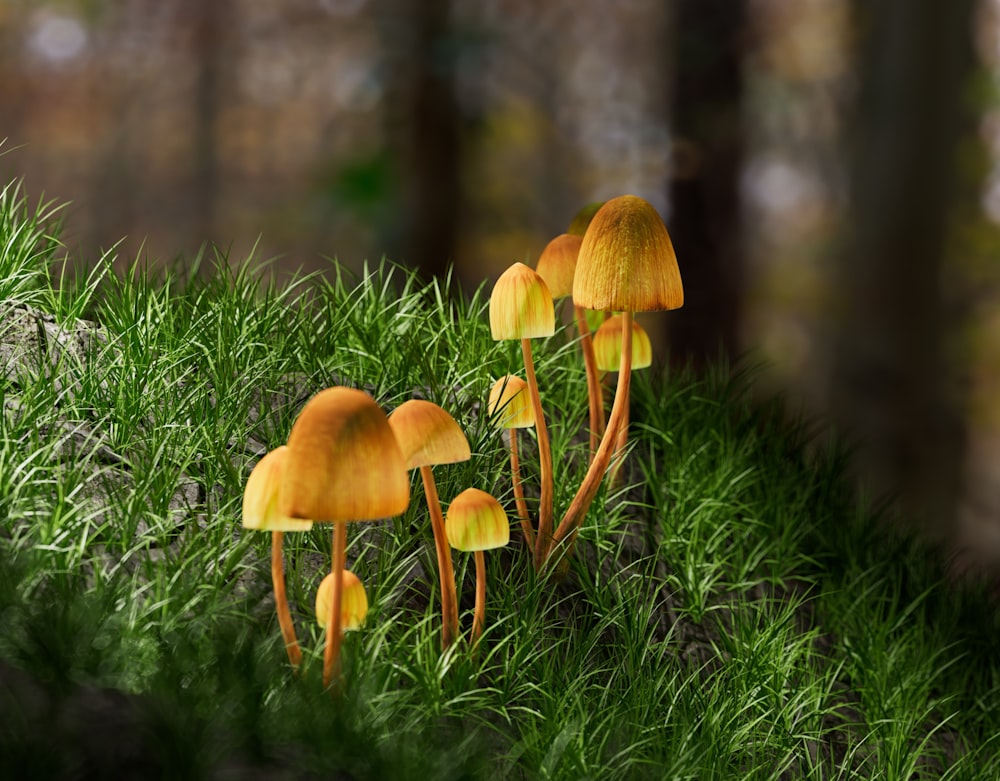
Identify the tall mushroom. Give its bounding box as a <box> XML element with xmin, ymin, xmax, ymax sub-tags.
<box><xmin>535</xmin><ymin>233</ymin><xmax>605</xmax><ymax>461</ymax></box>
<box><xmin>279</xmin><ymin>387</ymin><xmax>410</xmax><ymax>688</ymax></box>
<box><xmin>592</xmin><ymin>314</ymin><xmax>653</xmax><ymax>483</ymax></box>
<box><xmin>242</xmin><ymin>445</ymin><xmax>313</xmax><ymax>672</ymax></box>
<box><xmin>487</xmin><ymin>374</ymin><xmax>535</xmax><ymax>549</ymax></box>
<box><xmin>489</xmin><ymin>261</ymin><xmax>555</xmax><ymax>569</ymax></box>
<box><xmin>387</xmin><ymin>398</ymin><xmax>471</xmax><ymax>650</ymax></box>
<box><xmin>546</xmin><ymin>195</ymin><xmax>683</xmax><ymax>566</ymax></box>
<box><xmin>445</xmin><ymin>488</ymin><xmax>510</xmax><ymax>648</ymax></box>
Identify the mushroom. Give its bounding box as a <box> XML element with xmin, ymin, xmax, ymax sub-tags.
<box><xmin>535</xmin><ymin>233</ymin><xmax>605</xmax><ymax>462</ymax></box>
<box><xmin>546</xmin><ymin>194</ymin><xmax>683</xmax><ymax>566</ymax></box>
<box><xmin>445</xmin><ymin>488</ymin><xmax>510</xmax><ymax>647</ymax></box>
<box><xmin>592</xmin><ymin>314</ymin><xmax>653</xmax><ymax>372</ymax></box>
<box><xmin>489</xmin><ymin>261</ymin><xmax>555</xmax><ymax>569</ymax></box>
<box><xmin>387</xmin><ymin>398</ymin><xmax>471</xmax><ymax>650</ymax></box>
<box><xmin>315</xmin><ymin>569</ymin><xmax>369</xmax><ymax>632</ymax></box>
<box><xmin>487</xmin><ymin>375</ymin><xmax>535</xmax><ymax>548</ymax></box>
<box><xmin>279</xmin><ymin>387</ymin><xmax>410</xmax><ymax>688</ymax></box>
<box><xmin>592</xmin><ymin>314</ymin><xmax>653</xmax><ymax>483</ymax></box>
<box><xmin>567</xmin><ymin>201</ymin><xmax>609</xmax><ymax>321</ymax></box>
<box><xmin>241</xmin><ymin>445</ymin><xmax>312</xmax><ymax>672</ymax></box>
<box><xmin>567</xmin><ymin>201</ymin><xmax>605</xmax><ymax>237</ymax></box>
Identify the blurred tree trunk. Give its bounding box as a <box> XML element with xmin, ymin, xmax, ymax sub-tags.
<box><xmin>191</xmin><ymin>0</ymin><xmax>226</xmax><ymax>250</ymax></box>
<box><xmin>832</xmin><ymin>0</ymin><xmax>974</xmax><ymax>543</ymax></box>
<box><xmin>91</xmin><ymin>8</ymin><xmax>138</xmax><ymax>261</ymax></box>
<box><xmin>393</xmin><ymin>0</ymin><xmax>459</xmax><ymax>283</ymax></box>
<box><xmin>666</xmin><ymin>0</ymin><xmax>745</xmax><ymax>367</ymax></box>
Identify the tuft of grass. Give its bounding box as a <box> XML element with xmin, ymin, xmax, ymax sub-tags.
<box><xmin>0</xmin><ymin>179</ymin><xmax>998</xmax><ymax>778</ymax></box>
<box><xmin>0</xmin><ymin>178</ymin><xmax>66</xmax><ymax>304</ymax></box>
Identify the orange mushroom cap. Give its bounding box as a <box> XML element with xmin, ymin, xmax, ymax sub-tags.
<box><xmin>279</xmin><ymin>387</ymin><xmax>410</xmax><ymax>522</ymax></box>
<box><xmin>388</xmin><ymin>399</ymin><xmax>471</xmax><ymax>469</ymax></box>
<box><xmin>445</xmin><ymin>488</ymin><xmax>510</xmax><ymax>552</ymax></box>
<box><xmin>573</xmin><ymin>194</ymin><xmax>684</xmax><ymax>312</ymax></box>
<box><xmin>535</xmin><ymin>233</ymin><xmax>583</xmax><ymax>300</ymax></box>
<box><xmin>241</xmin><ymin>446</ymin><xmax>313</xmax><ymax>532</ymax></box>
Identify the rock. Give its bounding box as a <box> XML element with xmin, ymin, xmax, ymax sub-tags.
<box><xmin>0</xmin><ymin>299</ymin><xmax>114</xmax><ymax>397</ymax></box>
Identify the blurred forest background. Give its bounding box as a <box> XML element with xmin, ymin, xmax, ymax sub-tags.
<box><xmin>3</xmin><ymin>0</ymin><xmax>1000</xmax><ymax>579</ymax></box>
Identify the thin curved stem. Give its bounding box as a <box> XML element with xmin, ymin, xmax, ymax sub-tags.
<box><xmin>508</xmin><ymin>430</ymin><xmax>535</xmax><ymax>549</ymax></box>
<box><xmin>574</xmin><ymin>305</ymin><xmax>605</xmax><ymax>461</ymax></box>
<box><xmin>271</xmin><ymin>530</ymin><xmax>302</xmax><ymax>672</ymax></box>
<box><xmin>421</xmin><ymin>465</ymin><xmax>459</xmax><ymax>650</ymax></box>
<box><xmin>549</xmin><ymin>311</ymin><xmax>634</xmax><ymax>564</ymax></box>
<box><xmin>471</xmin><ymin>550</ymin><xmax>487</xmax><ymax>648</ymax></box>
<box><xmin>521</xmin><ymin>338</ymin><xmax>554</xmax><ymax>570</ymax></box>
<box><xmin>322</xmin><ymin>521</ymin><xmax>347</xmax><ymax>690</ymax></box>
<box><xmin>608</xmin><ymin>385</ymin><xmax>631</xmax><ymax>486</ymax></box>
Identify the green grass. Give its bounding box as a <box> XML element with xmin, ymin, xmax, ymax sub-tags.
<box><xmin>1</xmin><ymin>175</ymin><xmax>999</xmax><ymax>779</ymax></box>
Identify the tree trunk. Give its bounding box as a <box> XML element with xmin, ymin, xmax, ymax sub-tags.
<box><xmin>666</xmin><ymin>0</ymin><xmax>746</xmax><ymax>368</ymax></box>
<box><xmin>831</xmin><ymin>0</ymin><xmax>974</xmax><ymax>543</ymax></box>
<box><xmin>397</xmin><ymin>0</ymin><xmax>460</xmax><ymax>284</ymax></box>
<box><xmin>191</xmin><ymin>0</ymin><xmax>226</xmax><ymax>253</ymax></box>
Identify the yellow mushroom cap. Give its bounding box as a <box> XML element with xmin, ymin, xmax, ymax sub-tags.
<box><xmin>445</xmin><ymin>488</ymin><xmax>510</xmax><ymax>552</ymax></box>
<box><xmin>279</xmin><ymin>387</ymin><xmax>410</xmax><ymax>522</ymax></box>
<box><xmin>241</xmin><ymin>446</ymin><xmax>313</xmax><ymax>532</ymax></box>
<box><xmin>535</xmin><ymin>233</ymin><xmax>582</xmax><ymax>299</ymax></box>
<box><xmin>487</xmin><ymin>375</ymin><xmax>535</xmax><ymax>429</ymax></box>
<box><xmin>315</xmin><ymin>569</ymin><xmax>369</xmax><ymax>631</ymax></box>
<box><xmin>489</xmin><ymin>262</ymin><xmax>555</xmax><ymax>340</ymax></box>
<box><xmin>567</xmin><ymin>201</ymin><xmax>605</xmax><ymax>237</ymax></box>
<box><xmin>592</xmin><ymin>314</ymin><xmax>653</xmax><ymax>372</ymax></box>
<box><xmin>573</xmin><ymin>194</ymin><xmax>684</xmax><ymax>312</ymax></box>
<box><xmin>388</xmin><ymin>399</ymin><xmax>471</xmax><ymax>469</ymax></box>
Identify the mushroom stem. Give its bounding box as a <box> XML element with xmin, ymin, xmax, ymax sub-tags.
<box><xmin>420</xmin><ymin>465</ymin><xmax>459</xmax><ymax>650</ymax></box>
<box><xmin>508</xmin><ymin>430</ymin><xmax>535</xmax><ymax>549</ymax></box>
<box><xmin>574</xmin><ymin>304</ymin><xmax>605</xmax><ymax>461</ymax></box>
<box><xmin>471</xmin><ymin>549</ymin><xmax>487</xmax><ymax>648</ymax></box>
<box><xmin>521</xmin><ymin>338</ymin><xmax>554</xmax><ymax>570</ymax></box>
<box><xmin>608</xmin><ymin>389</ymin><xmax>630</xmax><ymax>486</ymax></box>
<box><xmin>322</xmin><ymin>521</ymin><xmax>347</xmax><ymax>690</ymax></box>
<box><xmin>548</xmin><ymin>312</ymin><xmax>634</xmax><ymax>564</ymax></box>
<box><xmin>271</xmin><ymin>530</ymin><xmax>302</xmax><ymax>672</ymax></box>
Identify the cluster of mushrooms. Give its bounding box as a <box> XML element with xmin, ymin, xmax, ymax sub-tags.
<box><xmin>489</xmin><ymin>193</ymin><xmax>682</xmax><ymax>570</ymax></box>
<box><xmin>241</xmin><ymin>194</ymin><xmax>683</xmax><ymax>689</ymax></box>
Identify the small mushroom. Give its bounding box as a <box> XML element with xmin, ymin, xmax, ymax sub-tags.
<box><xmin>487</xmin><ymin>375</ymin><xmax>535</xmax><ymax>548</ymax></box>
<box><xmin>241</xmin><ymin>445</ymin><xmax>312</xmax><ymax>672</ymax></box>
<box><xmin>592</xmin><ymin>314</ymin><xmax>653</xmax><ymax>482</ymax></box>
<box><xmin>535</xmin><ymin>233</ymin><xmax>605</xmax><ymax>461</ymax></box>
<box><xmin>567</xmin><ymin>201</ymin><xmax>605</xmax><ymax>237</ymax></box>
<box><xmin>489</xmin><ymin>262</ymin><xmax>556</xmax><ymax>570</ymax></box>
<box><xmin>445</xmin><ymin>488</ymin><xmax>510</xmax><ymax>648</ymax></box>
<box><xmin>592</xmin><ymin>314</ymin><xmax>653</xmax><ymax>371</ymax></box>
<box><xmin>280</xmin><ymin>387</ymin><xmax>410</xmax><ymax>688</ymax></box>
<box><xmin>315</xmin><ymin>569</ymin><xmax>369</xmax><ymax>632</ymax></box>
<box><xmin>388</xmin><ymin>399</ymin><xmax>471</xmax><ymax>650</ymax></box>
<box><xmin>567</xmin><ymin>201</ymin><xmax>609</xmax><ymax>321</ymax></box>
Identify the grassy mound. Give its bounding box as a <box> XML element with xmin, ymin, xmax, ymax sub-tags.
<box><xmin>0</xmin><ymin>177</ymin><xmax>998</xmax><ymax>779</ymax></box>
